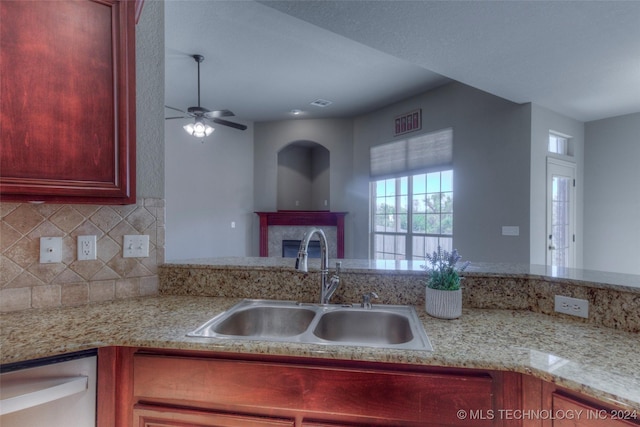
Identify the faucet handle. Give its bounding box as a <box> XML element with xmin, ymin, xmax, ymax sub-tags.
<box><xmin>361</xmin><ymin>291</ymin><xmax>379</xmax><ymax>308</ymax></box>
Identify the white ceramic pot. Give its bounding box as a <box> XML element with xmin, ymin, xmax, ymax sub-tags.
<box><xmin>425</xmin><ymin>287</ymin><xmax>462</xmax><ymax>319</ymax></box>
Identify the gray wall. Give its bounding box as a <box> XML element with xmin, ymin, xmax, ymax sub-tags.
<box><xmin>351</xmin><ymin>82</ymin><xmax>532</xmax><ymax>262</ymax></box>
<box><xmin>164</xmin><ymin>120</ymin><xmax>254</xmax><ymax>260</ymax></box>
<box><xmin>311</xmin><ymin>145</ymin><xmax>331</xmax><ymax>211</ymax></box>
<box><xmin>530</xmin><ymin>105</ymin><xmax>584</xmax><ymax>267</ymax></box>
<box><xmin>136</xmin><ymin>0</ymin><xmax>164</xmax><ymax>198</ymax></box>
<box><xmin>277</xmin><ymin>143</ymin><xmax>330</xmax><ymax>210</ymax></box>
<box><xmin>253</xmin><ymin>119</ymin><xmax>353</xmax><ymax>255</ymax></box>
<box><xmin>584</xmin><ymin>113</ymin><xmax>640</xmax><ymax>274</ymax></box>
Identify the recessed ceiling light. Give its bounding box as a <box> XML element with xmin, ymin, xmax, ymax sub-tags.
<box><xmin>310</xmin><ymin>99</ymin><xmax>332</xmax><ymax>107</ymax></box>
<box><xmin>291</xmin><ymin>109</ymin><xmax>303</xmax><ymax>115</ymax></box>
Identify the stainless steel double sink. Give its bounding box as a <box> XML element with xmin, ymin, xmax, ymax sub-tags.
<box><xmin>188</xmin><ymin>299</ymin><xmax>433</xmax><ymax>351</ymax></box>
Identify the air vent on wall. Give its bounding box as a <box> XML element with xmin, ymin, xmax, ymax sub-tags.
<box><xmin>310</xmin><ymin>99</ymin><xmax>332</xmax><ymax>107</ymax></box>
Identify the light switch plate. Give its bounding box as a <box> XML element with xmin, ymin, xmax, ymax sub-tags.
<box><xmin>501</xmin><ymin>226</ymin><xmax>520</xmax><ymax>236</ymax></box>
<box><xmin>123</xmin><ymin>235</ymin><xmax>149</xmax><ymax>258</ymax></box>
<box><xmin>40</xmin><ymin>237</ymin><xmax>63</xmax><ymax>263</ymax></box>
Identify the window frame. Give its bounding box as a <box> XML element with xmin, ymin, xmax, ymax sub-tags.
<box><xmin>370</xmin><ymin>169</ymin><xmax>454</xmax><ymax>260</ymax></box>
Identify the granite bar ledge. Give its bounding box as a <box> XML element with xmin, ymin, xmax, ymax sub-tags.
<box><xmin>160</xmin><ymin>258</ymin><xmax>640</xmax><ymax>333</ymax></box>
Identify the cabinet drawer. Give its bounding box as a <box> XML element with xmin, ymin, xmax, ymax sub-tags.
<box><xmin>133</xmin><ymin>404</ymin><xmax>294</xmax><ymax>427</ymax></box>
<box><xmin>134</xmin><ymin>354</ymin><xmax>495</xmax><ymax>426</ymax></box>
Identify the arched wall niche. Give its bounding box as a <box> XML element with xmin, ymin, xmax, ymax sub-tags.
<box><xmin>277</xmin><ymin>140</ymin><xmax>330</xmax><ymax>211</ymax></box>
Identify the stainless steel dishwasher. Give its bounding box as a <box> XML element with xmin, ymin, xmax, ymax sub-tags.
<box><xmin>0</xmin><ymin>350</ymin><xmax>97</xmax><ymax>427</ymax></box>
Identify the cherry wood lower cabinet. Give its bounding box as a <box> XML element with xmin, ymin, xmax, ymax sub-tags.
<box><xmin>523</xmin><ymin>377</ymin><xmax>640</xmax><ymax>427</ymax></box>
<box><xmin>133</xmin><ymin>404</ymin><xmax>295</xmax><ymax>427</ymax></box>
<box><xmin>97</xmin><ymin>348</ymin><xmax>638</xmax><ymax>427</ymax></box>
<box><xmin>100</xmin><ymin>348</ymin><xmax>516</xmax><ymax>427</ymax></box>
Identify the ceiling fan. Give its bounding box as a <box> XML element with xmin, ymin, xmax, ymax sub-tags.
<box><xmin>165</xmin><ymin>54</ymin><xmax>247</xmax><ymax>136</ymax></box>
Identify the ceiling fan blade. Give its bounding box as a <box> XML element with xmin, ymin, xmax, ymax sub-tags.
<box><xmin>211</xmin><ymin>118</ymin><xmax>247</xmax><ymax>131</ymax></box>
<box><xmin>165</xmin><ymin>116</ymin><xmax>187</xmax><ymax>120</ymax></box>
<box><xmin>165</xmin><ymin>105</ymin><xmax>186</xmax><ymax>114</ymax></box>
<box><xmin>204</xmin><ymin>109</ymin><xmax>235</xmax><ymax>119</ymax></box>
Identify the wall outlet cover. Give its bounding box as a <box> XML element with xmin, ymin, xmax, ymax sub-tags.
<box><xmin>40</xmin><ymin>237</ymin><xmax>63</xmax><ymax>263</ymax></box>
<box><xmin>77</xmin><ymin>235</ymin><xmax>97</xmax><ymax>261</ymax></box>
<box><xmin>554</xmin><ymin>295</ymin><xmax>589</xmax><ymax>319</ymax></box>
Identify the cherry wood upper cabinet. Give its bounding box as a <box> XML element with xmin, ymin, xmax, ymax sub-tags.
<box><xmin>0</xmin><ymin>0</ymin><xmax>137</xmax><ymax>204</ymax></box>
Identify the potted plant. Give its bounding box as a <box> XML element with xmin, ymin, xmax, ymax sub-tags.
<box><xmin>422</xmin><ymin>247</ymin><xmax>469</xmax><ymax>319</ymax></box>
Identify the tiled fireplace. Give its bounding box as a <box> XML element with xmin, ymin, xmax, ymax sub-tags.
<box><xmin>255</xmin><ymin>211</ymin><xmax>347</xmax><ymax>258</ymax></box>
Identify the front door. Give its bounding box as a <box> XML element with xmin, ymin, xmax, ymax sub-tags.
<box><xmin>546</xmin><ymin>158</ymin><xmax>576</xmax><ymax>268</ymax></box>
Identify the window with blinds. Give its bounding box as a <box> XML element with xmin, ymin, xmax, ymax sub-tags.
<box><xmin>370</xmin><ymin>128</ymin><xmax>453</xmax><ymax>178</ymax></box>
<box><xmin>369</xmin><ymin>128</ymin><xmax>454</xmax><ymax>260</ymax></box>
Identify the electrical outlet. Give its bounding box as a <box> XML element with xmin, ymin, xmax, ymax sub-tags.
<box><xmin>77</xmin><ymin>235</ymin><xmax>97</xmax><ymax>261</ymax></box>
<box><xmin>554</xmin><ymin>295</ymin><xmax>589</xmax><ymax>319</ymax></box>
<box><xmin>39</xmin><ymin>237</ymin><xmax>63</xmax><ymax>263</ymax></box>
<box><xmin>123</xmin><ymin>235</ymin><xmax>149</xmax><ymax>258</ymax></box>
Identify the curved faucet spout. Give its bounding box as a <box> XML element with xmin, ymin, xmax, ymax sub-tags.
<box><xmin>294</xmin><ymin>227</ymin><xmax>327</xmax><ymax>273</ymax></box>
<box><xmin>294</xmin><ymin>227</ymin><xmax>340</xmax><ymax>304</ymax></box>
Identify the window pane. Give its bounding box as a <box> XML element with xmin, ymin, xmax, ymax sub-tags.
<box><xmin>441</xmin><ymin>214</ymin><xmax>453</xmax><ymax>235</ymax></box>
<box><xmin>396</xmin><ymin>235</ymin><xmax>406</xmax><ymax>256</ymax></box>
<box><xmin>385</xmin><ymin>213</ymin><xmax>395</xmax><ymax>230</ymax></box>
<box><xmin>413</xmin><ymin>195</ymin><xmax>426</xmax><ymax>213</ymax></box>
<box><xmin>441</xmin><ymin>170</ymin><xmax>453</xmax><ymax>192</ymax></box>
<box><xmin>399</xmin><ymin>177</ymin><xmax>408</xmax><ymax>195</ymax></box>
<box><xmin>425</xmin><ymin>237</ymin><xmax>441</xmax><ymax>255</ymax></box>
<box><xmin>549</xmin><ymin>134</ymin><xmax>569</xmax><ymax>155</ymax></box>
<box><xmin>375</xmin><ymin>180</ymin><xmax>385</xmax><ymax>196</ymax></box>
<box><xmin>426</xmin><ymin>193</ymin><xmax>440</xmax><ymax>213</ymax></box>
<box><xmin>426</xmin><ymin>214</ymin><xmax>440</xmax><ymax>234</ymax></box>
<box><xmin>413</xmin><ymin>174</ymin><xmax>426</xmax><ymax>193</ymax></box>
<box><xmin>384</xmin><ymin>235</ymin><xmax>395</xmax><ymax>252</ymax></box>
<box><xmin>385</xmin><ymin>179</ymin><xmax>395</xmax><ymax>196</ymax></box>
<box><xmin>426</xmin><ymin>172</ymin><xmax>440</xmax><ymax>193</ymax></box>
<box><xmin>412</xmin><ymin>213</ymin><xmax>426</xmax><ymax>232</ymax></box>
<box><xmin>398</xmin><ymin>214</ymin><xmax>407</xmax><ymax>232</ymax></box>
<box><xmin>413</xmin><ymin>236</ymin><xmax>425</xmax><ymax>260</ymax></box>
<box><xmin>441</xmin><ymin>192</ymin><xmax>453</xmax><ymax>213</ymax></box>
<box><xmin>385</xmin><ymin>196</ymin><xmax>395</xmax><ymax>214</ymax></box>
<box><xmin>438</xmin><ymin>237</ymin><xmax>453</xmax><ymax>252</ymax></box>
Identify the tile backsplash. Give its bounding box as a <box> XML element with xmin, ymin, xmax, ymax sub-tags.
<box><xmin>0</xmin><ymin>198</ymin><xmax>165</xmax><ymax>312</ymax></box>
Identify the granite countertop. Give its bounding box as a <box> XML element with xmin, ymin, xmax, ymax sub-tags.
<box><xmin>1</xmin><ymin>295</ymin><xmax>638</xmax><ymax>412</ymax></box>
<box><xmin>165</xmin><ymin>257</ymin><xmax>640</xmax><ymax>293</ymax></box>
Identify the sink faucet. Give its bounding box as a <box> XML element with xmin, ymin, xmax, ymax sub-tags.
<box><xmin>295</xmin><ymin>227</ymin><xmax>341</xmax><ymax>304</ymax></box>
<box><xmin>361</xmin><ymin>292</ymin><xmax>379</xmax><ymax>309</ymax></box>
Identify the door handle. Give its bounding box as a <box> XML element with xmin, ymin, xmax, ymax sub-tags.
<box><xmin>0</xmin><ymin>375</ymin><xmax>88</xmax><ymax>415</ymax></box>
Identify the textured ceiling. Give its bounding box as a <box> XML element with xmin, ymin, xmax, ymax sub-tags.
<box><xmin>164</xmin><ymin>1</ymin><xmax>449</xmax><ymax>123</ymax></box>
<box><xmin>165</xmin><ymin>1</ymin><xmax>640</xmax><ymax>124</ymax></box>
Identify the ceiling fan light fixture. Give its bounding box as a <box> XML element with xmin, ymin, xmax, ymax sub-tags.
<box><xmin>183</xmin><ymin>119</ymin><xmax>214</xmax><ymax>138</ymax></box>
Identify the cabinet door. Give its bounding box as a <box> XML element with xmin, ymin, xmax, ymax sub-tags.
<box><xmin>552</xmin><ymin>393</ymin><xmax>639</xmax><ymax>427</ymax></box>
<box><xmin>0</xmin><ymin>0</ymin><xmax>136</xmax><ymax>204</ymax></box>
<box><xmin>133</xmin><ymin>404</ymin><xmax>294</xmax><ymax>427</ymax></box>
<box><xmin>134</xmin><ymin>354</ymin><xmax>495</xmax><ymax>426</ymax></box>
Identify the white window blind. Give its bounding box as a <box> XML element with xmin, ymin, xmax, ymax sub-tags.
<box><xmin>370</xmin><ymin>128</ymin><xmax>452</xmax><ymax>178</ymax></box>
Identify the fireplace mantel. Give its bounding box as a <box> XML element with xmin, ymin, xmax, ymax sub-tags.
<box><xmin>256</xmin><ymin>211</ymin><xmax>347</xmax><ymax>258</ymax></box>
